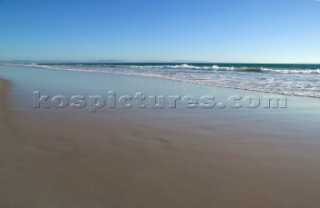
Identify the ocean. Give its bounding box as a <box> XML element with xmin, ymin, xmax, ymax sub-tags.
<box><xmin>2</xmin><ymin>63</ymin><xmax>320</xmax><ymax>98</ymax></box>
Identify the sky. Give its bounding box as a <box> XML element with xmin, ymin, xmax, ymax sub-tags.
<box><xmin>0</xmin><ymin>0</ymin><xmax>319</xmax><ymax>63</ymax></box>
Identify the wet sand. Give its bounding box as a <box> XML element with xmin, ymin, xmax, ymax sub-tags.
<box><xmin>1</xmin><ymin>78</ymin><xmax>320</xmax><ymax>208</ymax></box>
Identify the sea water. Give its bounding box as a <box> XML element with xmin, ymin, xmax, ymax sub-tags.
<box><xmin>12</xmin><ymin>62</ymin><xmax>320</xmax><ymax>98</ymax></box>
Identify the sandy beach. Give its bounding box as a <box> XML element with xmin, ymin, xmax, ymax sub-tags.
<box><xmin>1</xmin><ymin>75</ymin><xmax>320</xmax><ymax>208</ymax></box>
<box><xmin>1</xmin><ymin>0</ymin><xmax>320</xmax><ymax>207</ymax></box>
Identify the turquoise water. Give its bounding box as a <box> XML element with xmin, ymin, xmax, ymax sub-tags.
<box><xmin>6</xmin><ymin>63</ymin><xmax>320</xmax><ymax>98</ymax></box>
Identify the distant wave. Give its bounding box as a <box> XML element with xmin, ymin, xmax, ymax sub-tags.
<box><xmin>10</xmin><ymin>63</ymin><xmax>318</xmax><ymax>74</ymax></box>
<box><xmin>128</xmin><ymin>64</ymin><xmax>231</xmax><ymax>72</ymax></box>
<box><xmin>128</xmin><ymin>64</ymin><xmax>320</xmax><ymax>74</ymax></box>
<box><xmin>130</xmin><ymin>64</ymin><xmax>232</xmax><ymax>71</ymax></box>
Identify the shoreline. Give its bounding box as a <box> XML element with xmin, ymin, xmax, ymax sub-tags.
<box><xmin>3</xmin><ymin>64</ymin><xmax>320</xmax><ymax>99</ymax></box>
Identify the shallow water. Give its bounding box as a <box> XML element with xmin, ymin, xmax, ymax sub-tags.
<box><xmin>0</xmin><ymin>65</ymin><xmax>319</xmax><ymax>128</ymax></box>
<box><xmin>6</xmin><ymin>62</ymin><xmax>320</xmax><ymax>98</ymax></box>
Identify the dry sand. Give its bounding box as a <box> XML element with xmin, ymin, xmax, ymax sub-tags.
<box><xmin>1</xmin><ymin>78</ymin><xmax>320</xmax><ymax>208</ymax></box>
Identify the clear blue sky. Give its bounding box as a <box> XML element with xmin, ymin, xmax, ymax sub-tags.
<box><xmin>0</xmin><ymin>0</ymin><xmax>319</xmax><ymax>63</ymax></box>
